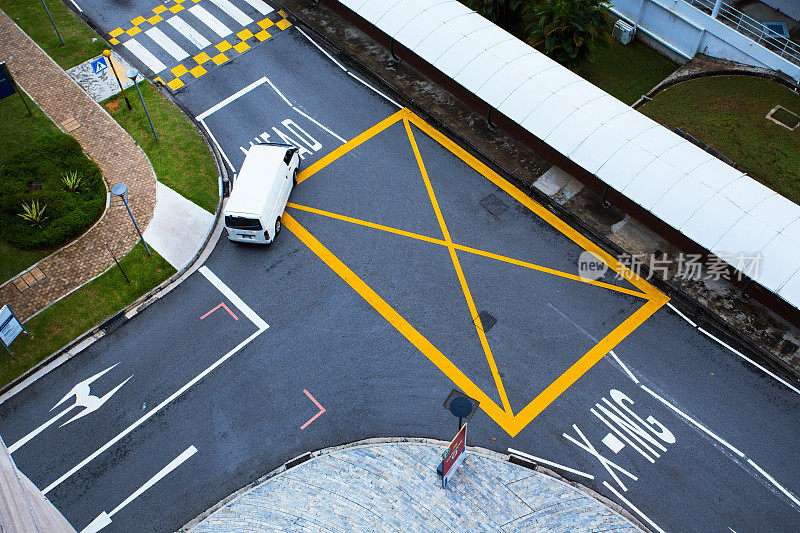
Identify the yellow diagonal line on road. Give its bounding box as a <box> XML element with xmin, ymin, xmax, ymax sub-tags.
<box><xmin>405</xmin><ymin>118</ymin><xmax>514</xmax><ymax>417</ymax></box>
<box><xmin>283</xmin><ymin>213</ymin><xmax>515</xmax><ymax>432</ymax></box>
<box><xmin>287</xmin><ymin>202</ymin><xmax>650</xmax><ymax>299</ymax></box>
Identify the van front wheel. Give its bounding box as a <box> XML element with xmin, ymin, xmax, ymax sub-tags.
<box><xmin>274</xmin><ymin>217</ymin><xmax>282</xmax><ymax>239</ymax></box>
<box><xmin>292</xmin><ymin>169</ymin><xmax>298</xmax><ymax>187</ymax></box>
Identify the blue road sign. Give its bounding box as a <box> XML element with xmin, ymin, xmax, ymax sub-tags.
<box><xmin>0</xmin><ymin>305</ymin><xmax>23</xmax><ymax>347</ymax></box>
<box><xmin>0</xmin><ymin>63</ymin><xmax>17</xmax><ymax>100</ymax></box>
<box><xmin>92</xmin><ymin>56</ymin><xmax>108</xmax><ymax>75</ymax></box>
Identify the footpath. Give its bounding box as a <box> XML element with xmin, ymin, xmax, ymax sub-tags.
<box><xmin>185</xmin><ymin>441</ymin><xmax>643</xmax><ymax>532</ymax></box>
<box><xmin>0</xmin><ymin>11</ymin><xmax>156</xmax><ymax>322</ymax></box>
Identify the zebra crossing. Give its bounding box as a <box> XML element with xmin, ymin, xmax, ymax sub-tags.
<box><xmin>108</xmin><ymin>0</ymin><xmax>292</xmax><ymax>91</ymax></box>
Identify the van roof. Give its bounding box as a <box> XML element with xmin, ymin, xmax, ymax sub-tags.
<box><xmin>225</xmin><ymin>144</ymin><xmax>288</xmax><ymax>216</ymax></box>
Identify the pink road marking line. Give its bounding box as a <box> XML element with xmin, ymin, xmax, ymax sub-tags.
<box><xmin>200</xmin><ymin>302</ymin><xmax>239</xmax><ymax>321</ymax></box>
<box><xmin>300</xmin><ymin>389</ymin><xmax>326</xmax><ymax>429</ymax></box>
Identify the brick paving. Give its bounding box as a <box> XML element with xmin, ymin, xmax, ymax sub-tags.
<box><xmin>188</xmin><ymin>442</ymin><xmax>642</xmax><ymax>532</ymax></box>
<box><xmin>0</xmin><ymin>11</ymin><xmax>156</xmax><ymax>321</ymax></box>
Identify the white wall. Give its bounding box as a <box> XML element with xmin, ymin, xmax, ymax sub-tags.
<box><xmin>612</xmin><ymin>0</ymin><xmax>800</xmax><ymax>81</ymax></box>
<box><xmin>760</xmin><ymin>0</ymin><xmax>800</xmax><ymax>21</ymax></box>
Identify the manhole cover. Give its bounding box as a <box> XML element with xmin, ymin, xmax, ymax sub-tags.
<box><xmin>477</xmin><ymin>310</ymin><xmax>497</xmax><ymax>332</ymax></box>
<box><xmin>480</xmin><ymin>194</ymin><xmax>509</xmax><ymax>217</ymax></box>
<box><xmin>766</xmin><ymin>105</ymin><xmax>800</xmax><ymax>130</ymax></box>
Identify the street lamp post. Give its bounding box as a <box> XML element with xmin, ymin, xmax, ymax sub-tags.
<box><xmin>39</xmin><ymin>0</ymin><xmax>64</xmax><ymax>45</ymax></box>
<box><xmin>104</xmin><ymin>50</ymin><xmax>131</xmax><ymax>110</ymax></box>
<box><xmin>125</xmin><ymin>68</ymin><xmax>158</xmax><ymax>141</ymax></box>
<box><xmin>112</xmin><ymin>183</ymin><xmax>151</xmax><ymax>257</ymax></box>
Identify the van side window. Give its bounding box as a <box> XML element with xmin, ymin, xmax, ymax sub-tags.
<box><xmin>283</xmin><ymin>150</ymin><xmax>293</xmax><ymax>165</ymax></box>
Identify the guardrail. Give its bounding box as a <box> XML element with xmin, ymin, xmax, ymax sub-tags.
<box><xmin>683</xmin><ymin>0</ymin><xmax>800</xmax><ymax>66</ymax></box>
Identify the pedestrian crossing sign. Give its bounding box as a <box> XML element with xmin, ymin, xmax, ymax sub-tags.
<box><xmin>92</xmin><ymin>56</ymin><xmax>108</xmax><ymax>75</ymax></box>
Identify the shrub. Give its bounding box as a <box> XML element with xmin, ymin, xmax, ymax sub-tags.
<box><xmin>18</xmin><ymin>200</ymin><xmax>48</xmax><ymax>226</ymax></box>
<box><xmin>0</xmin><ymin>133</ymin><xmax>105</xmax><ymax>249</ymax></box>
<box><xmin>61</xmin><ymin>170</ymin><xmax>82</xmax><ymax>191</ymax></box>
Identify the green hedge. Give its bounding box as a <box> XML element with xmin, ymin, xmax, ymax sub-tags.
<box><xmin>0</xmin><ymin>133</ymin><xmax>106</xmax><ymax>249</ymax></box>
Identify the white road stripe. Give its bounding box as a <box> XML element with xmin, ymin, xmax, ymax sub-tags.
<box><xmin>145</xmin><ymin>27</ymin><xmax>189</xmax><ymax>61</ymax></box>
<box><xmin>43</xmin><ymin>329</ymin><xmax>264</xmax><ymax>494</ymax></box>
<box><xmin>200</xmin><ymin>266</ymin><xmax>268</xmax><ymax>330</ymax></box>
<box><xmin>189</xmin><ymin>5</ymin><xmax>232</xmax><ymax>38</ymax></box>
<box><xmin>608</xmin><ymin>349</ymin><xmax>639</xmax><ymax>384</ymax></box>
<box><xmin>347</xmin><ymin>71</ymin><xmax>403</xmax><ymax>108</ymax></box>
<box><xmin>200</xmin><ymin>119</ymin><xmax>236</xmax><ymax>172</ymax></box>
<box><xmin>746</xmin><ymin>459</ymin><xmax>800</xmax><ymax>508</ymax></box>
<box><xmin>209</xmin><ymin>0</ymin><xmax>253</xmax><ymax>26</ymax></box>
<box><xmin>241</xmin><ymin>0</ymin><xmax>274</xmax><ymax>15</ymax></box>
<box><xmin>122</xmin><ymin>39</ymin><xmax>167</xmax><ymax>74</ymax></box>
<box><xmin>293</xmin><ymin>107</ymin><xmax>346</xmax><ymax>144</ymax></box>
<box><xmin>264</xmin><ymin>76</ymin><xmax>292</xmax><ymax>106</ymax></box>
<box><xmin>698</xmin><ymin>327</ymin><xmax>800</xmax><ymax>396</ymax></box>
<box><xmin>603</xmin><ymin>481</ymin><xmax>666</xmax><ymax>533</ymax></box>
<box><xmin>666</xmin><ymin>302</ymin><xmax>697</xmax><ymax>328</ymax></box>
<box><xmin>69</xmin><ymin>0</ymin><xmax>83</xmax><ymax>13</ymax></box>
<box><xmin>640</xmin><ymin>384</ymin><xmax>745</xmax><ymax>458</ymax></box>
<box><xmin>197</xmin><ymin>76</ymin><xmax>269</xmax><ymax>120</ymax></box>
<box><xmin>296</xmin><ymin>27</ymin><xmax>348</xmax><ymax>72</ymax></box>
<box><xmin>508</xmin><ymin>448</ymin><xmax>594</xmax><ymax>479</ymax></box>
<box><xmin>166</xmin><ymin>15</ymin><xmax>211</xmax><ymax>50</ymax></box>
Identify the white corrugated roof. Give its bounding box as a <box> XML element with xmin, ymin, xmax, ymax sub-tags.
<box><xmin>342</xmin><ymin>0</ymin><xmax>800</xmax><ymax>309</ymax></box>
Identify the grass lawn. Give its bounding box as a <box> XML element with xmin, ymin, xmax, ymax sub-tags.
<box><xmin>0</xmin><ymin>88</ymin><xmax>61</xmax><ymax>282</ymax></box>
<box><xmin>103</xmin><ymin>84</ymin><xmax>219</xmax><ymax>213</ymax></box>
<box><xmin>580</xmin><ymin>40</ymin><xmax>678</xmax><ymax>105</ymax></box>
<box><xmin>0</xmin><ymin>243</ymin><xmax>175</xmax><ymax>389</ymax></box>
<box><xmin>640</xmin><ymin>75</ymin><xmax>800</xmax><ymax>204</ymax></box>
<box><xmin>0</xmin><ymin>0</ymin><xmax>106</xmax><ymax>69</ymax></box>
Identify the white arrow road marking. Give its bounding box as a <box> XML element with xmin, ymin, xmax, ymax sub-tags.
<box><xmin>81</xmin><ymin>446</ymin><xmax>197</xmax><ymax>533</ymax></box>
<box><xmin>9</xmin><ymin>364</ymin><xmax>132</xmax><ymax>453</ymax></box>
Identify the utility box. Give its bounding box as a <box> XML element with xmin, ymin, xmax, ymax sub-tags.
<box><xmin>612</xmin><ymin>19</ymin><xmax>635</xmax><ymax>45</ymax></box>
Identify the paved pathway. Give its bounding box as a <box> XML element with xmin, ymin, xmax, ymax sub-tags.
<box><xmin>0</xmin><ymin>11</ymin><xmax>156</xmax><ymax>321</ymax></box>
<box><xmin>187</xmin><ymin>442</ymin><xmax>642</xmax><ymax>532</ymax></box>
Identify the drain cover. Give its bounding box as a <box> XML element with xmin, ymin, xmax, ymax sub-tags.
<box><xmin>480</xmin><ymin>194</ymin><xmax>509</xmax><ymax>217</ymax></box>
<box><xmin>767</xmin><ymin>105</ymin><xmax>800</xmax><ymax>130</ymax></box>
<box><xmin>477</xmin><ymin>310</ymin><xmax>497</xmax><ymax>332</ymax></box>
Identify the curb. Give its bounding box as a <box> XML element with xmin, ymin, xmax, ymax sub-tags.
<box><xmin>275</xmin><ymin>4</ymin><xmax>800</xmax><ymax>388</ymax></box>
<box><xmin>179</xmin><ymin>436</ymin><xmax>648</xmax><ymax>532</ymax></box>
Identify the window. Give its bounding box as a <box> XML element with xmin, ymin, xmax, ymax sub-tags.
<box><xmin>283</xmin><ymin>149</ymin><xmax>294</xmax><ymax>165</ymax></box>
<box><xmin>225</xmin><ymin>216</ymin><xmax>262</xmax><ymax>230</ymax></box>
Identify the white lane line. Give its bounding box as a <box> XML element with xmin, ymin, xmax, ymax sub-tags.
<box><xmin>188</xmin><ymin>5</ymin><xmax>232</xmax><ymax>38</ymax></box>
<box><xmin>296</xmin><ymin>27</ymin><xmax>348</xmax><ymax>72</ymax></box>
<box><xmin>640</xmin><ymin>384</ymin><xmax>745</xmax><ymax>458</ymax></box>
<box><xmin>508</xmin><ymin>448</ymin><xmax>594</xmax><ymax>480</ymax></box>
<box><xmin>347</xmin><ymin>71</ymin><xmax>403</xmax><ymax>108</ymax></box>
<box><xmin>241</xmin><ymin>0</ymin><xmax>274</xmax><ymax>15</ymax></box>
<box><xmin>122</xmin><ymin>39</ymin><xmax>167</xmax><ymax>74</ymax></box>
<box><xmin>608</xmin><ymin>350</ymin><xmax>639</xmax><ymax>384</ymax></box>
<box><xmin>166</xmin><ymin>15</ymin><xmax>211</xmax><ymax>50</ymax></box>
<box><xmin>145</xmin><ymin>27</ymin><xmax>189</xmax><ymax>61</ymax></box>
<box><xmin>200</xmin><ymin>266</ymin><xmax>268</xmax><ymax>329</ymax></box>
<box><xmin>70</xmin><ymin>0</ymin><xmax>83</xmax><ymax>12</ymax></box>
<box><xmin>293</xmin><ymin>107</ymin><xmax>346</xmax><ymax>144</ymax></box>
<box><xmin>43</xmin><ymin>328</ymin><xmax>263</xmax><ymax>494</ymax></box>
<box><xmin>698</xmin><ymin>327</ymin><xmax>800</xmax><ymax>396</ymax></box>
<box><xmin>81</xmin><ymin>446</ymin><xmax>198</xmax><ymax>533</ymax></box>
<box><xmin>666</xmin><ymin>302</ymin><xmax>697</xmax><ymax>328</ymax></box>
<box><xmin>602</xmin><ymin>481</ymin><xmax>666</xmax><ymax>533</ymax></box>
<box><xmin>200</xmin><ymin>119</ymin><xmax>236</xmax><ymax>172</ymax></box>
<box><xmin>747</xmin><ymin>458</ymin><xmax>800</xmax><ymax>508</ymax></box>
<box><xmin>209</xmin><ymin>0</ymin><xmax>253</xmax><ymax>26</ymax></box>
<box><xmin>264</xmin><ymin>76</ymin><xmax>292</xmax><ymax>106</ymax></box>
<box><xmin>197</xmin><ymin>76</ymin><xmax>268</xmax><ymax>120</ymax></box>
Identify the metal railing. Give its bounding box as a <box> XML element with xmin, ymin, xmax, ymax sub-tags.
<box><xmin>683</xmin><ymin>0</ymin><xmax>800</xmax><ymax>67</ymax></box>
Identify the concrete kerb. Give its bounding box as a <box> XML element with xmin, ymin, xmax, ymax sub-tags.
<box><xmin>276</xmin><ymin>2</ymin><xmax>800</xmax><ymax>388</ymax></box>
<box><xmin>179</xmin><ymin>436</ymin><xmax>648</xmax><ymax>532</ymax></box>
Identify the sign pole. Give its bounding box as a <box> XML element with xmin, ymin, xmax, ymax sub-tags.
<box><xmin>1</xmin><ymin>63</ymin><xmax>32</xmax><ymax>116</ymax></box>
<box><xmin>103</xmin><ymin>50</ymin><xmax>132</xmax><ymax>110</ymax></box>
<box><xmin>38</xmin><ymin>0</ymin><xmax>64</xmax><ymax>45</ymax></box>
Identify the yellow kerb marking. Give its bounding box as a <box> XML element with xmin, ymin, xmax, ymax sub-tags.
<box><xmin>109</xmin><ymin>27</ymin><xmax>124</xmax><ymax>37</ymax></box>
<box><xmin>237</xmin><ymin>29</ymin><xmax>253</xmax><ymax>41</ymax></box>
<box><xmin>109</xmin><ymin>38</ymin><xmax>120</xmax><ymax>45</ymax></box>
<box><xmin>152</xmin><ymin>5</ymin><xmax>167</xmax><ymax>14</ymax></box>
<box><xmin>131</xmin><ymin>16</ymin><xmax>146</xmax><ymax>25</ymax></box>
<box><xmin>169</xmin><ymin>4</ymin><xmax>184</xmax><ymax>13</ymax></box>
<box><xmin>276</xmin><ymin>19</ymin><xmax>291</xmax><ymax>30</ymax></box>
<box><xmin>148</xmin><ymin>14</ymin><xmax>163</xmax><ymax>24</ymax></box>
<box><xmin>126</xmin><ymin>26</ymin><xmax>141</xmax><ymax>36</ymax></box>
<box><xmin>258</xmin><ymin>18</ymin><xmax>274</xmax><ymax>29</ymax></box>
<box><xmin>167</xmin><ymin>78</ymin><xmax>185</xmax><ymax>91</ymax></box>
<box><xmin>216</xmin><ymin>40</ymin><xmax>232</xmax><ymax>52</ymax></box>
<box><xmin>255</xmin><ymin>30</ymin><xmax>271</xmax><ymax>41</ymax></box>
<box><xmin>189</xmin><ymin>65</ymin><xmax>207</xmax><ymax>78</ymax></box>
<box><xmin>194</xmin><ymin>52</ymin><xmax>211</xmax><ymax>64</ymax></box>
<box><xmin>291</xmin><ymin>108</ymin><xmax>668</xmax><ymax>436</ymax></box>
<box><xmin>233</xmin><ymin>41</ymin><xmax>250</xmax><ymax>53</ymax></box>
<box><xmin>212</xmin><ymin>53</ymin><xmax>228</xmax><ymax>65</ymax></box>
<box><xmin>171</xmin><ymin>64</ymin><xmax>189</xmax><ymax>77</ymax></box>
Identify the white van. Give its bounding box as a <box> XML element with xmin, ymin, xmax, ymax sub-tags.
<box><xmin>224</xmin><ymin>143</ymin><xmax>299</xmax><ymax>244</ymax></box>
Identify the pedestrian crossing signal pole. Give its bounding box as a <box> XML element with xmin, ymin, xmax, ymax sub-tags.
<box><xmin>125</xmin><ymin>68</ymin><xmax>158</xmax><ymax>142</ymax></box>
<box><xmin>104</xmin><ymin>50</ymin><xmax>132</xmax><ymax>110</ymax></box>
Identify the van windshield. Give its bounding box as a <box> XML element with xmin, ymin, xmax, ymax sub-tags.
<box><xmin>225</xmin><ymin>216</ymin><xmax>262</xmax><ymax>230</ymax></box>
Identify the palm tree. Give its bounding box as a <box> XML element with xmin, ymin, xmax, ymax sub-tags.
<box><xmin>466</xmin><ymin>0</ymin><xmax>530</xmax><ymax>38</ymax></box>
<box><xmin>527</xmin><ymin>0</ymin><xmax>613</xmax><ymax>71</ymax></box>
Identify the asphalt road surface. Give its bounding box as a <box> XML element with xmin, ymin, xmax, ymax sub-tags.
<box><xmin>1</xmin><ymin>1</ymin><xmax>799</xmax><ymax>531</ymax></box>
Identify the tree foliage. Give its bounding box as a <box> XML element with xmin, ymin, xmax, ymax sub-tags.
<box><xmin>527</xmin><ymin>0</ymin><xmax>613</xmax><ymax>71</ymax></box>
<box><xmin>466</xmin><ymin>0</ymin><xmax>531</xmax><ymax>37</ymax></box>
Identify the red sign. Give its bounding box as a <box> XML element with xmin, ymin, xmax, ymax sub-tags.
<box><xmin>442</xmin><ymin>423</ymin><xmax>467</xmax><ymax>488</ymax></box>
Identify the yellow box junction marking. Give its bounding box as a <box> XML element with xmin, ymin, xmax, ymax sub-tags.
<box><xmin>287</xmin><ymin>108</ymin><xmax>669</xmax><ymax>437</ymax></box>
<box><xmin>107</xmin><ymin>5</ymin><xmax>292</xmax><ymax>92</ymax></box>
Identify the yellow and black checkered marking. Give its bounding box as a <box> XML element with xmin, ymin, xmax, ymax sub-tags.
<box><xmin>107</xmin><ymin>2</ymin><xmax>291</xmax><ymax>90</ymax></box>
